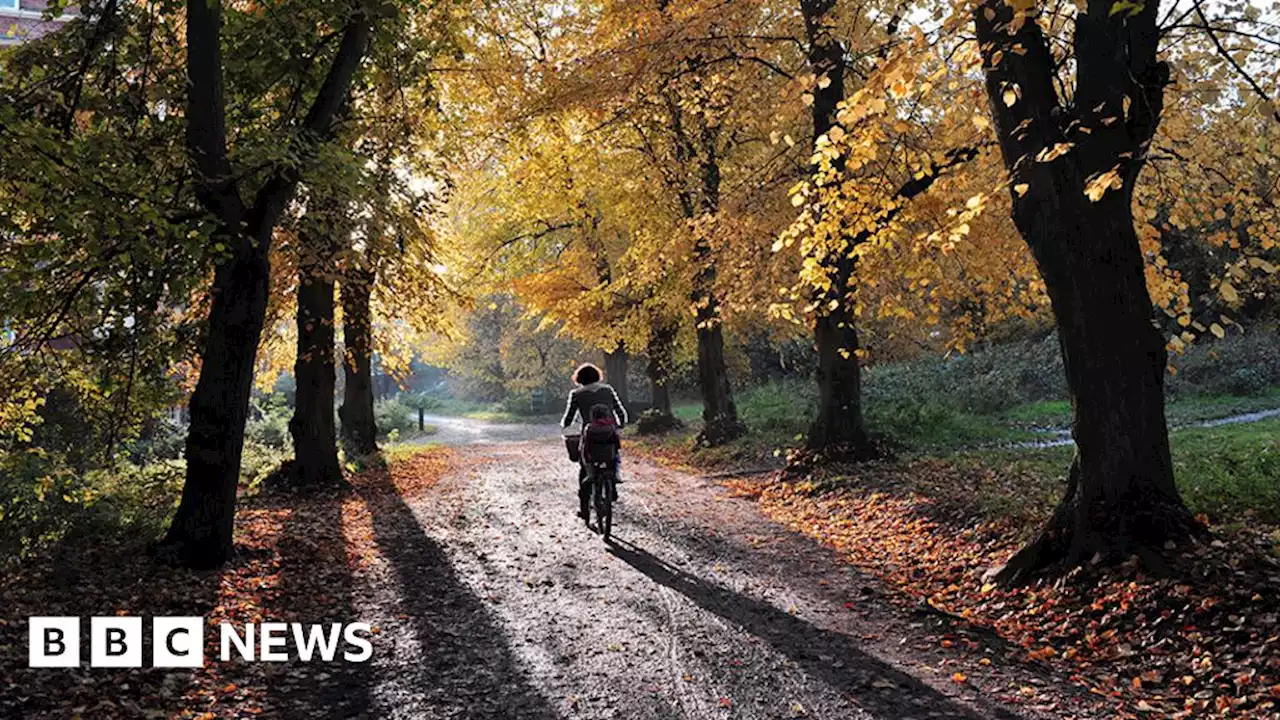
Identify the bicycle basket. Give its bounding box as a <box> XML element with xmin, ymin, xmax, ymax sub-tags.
<box><xmin>564</xmin><ymin>434</ymin><xmax>582</xmax><ymax>463</ymax></box>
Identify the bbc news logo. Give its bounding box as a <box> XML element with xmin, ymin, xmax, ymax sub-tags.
<box><xmin>29</xmin><ymin>617</ymin><xmax>373</xmax><ymax>668</ymax></box>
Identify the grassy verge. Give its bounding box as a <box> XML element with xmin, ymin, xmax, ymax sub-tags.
<box><xmin>1002</xmin><ymin>389</ymin><xmax>1280</xmax><ymax>429</ymax></box>
<box><xmin>959</xmin><ymin>417</ymin><xmax>1280</xmax><ymax>525</ymax></box>
<box><xmin>636</xmin><ymin>378</ymin><xmax>1280</xmax><ymax>525</ymax></box>
<box><xmin>636</xmin><ymin>383</ymin><xmax>816</xmax><ymax>473</ymax></box>
<box><xmin>747</xmin><ymin>455</ymin><xmax>1279</xmax><ymax>718</ymax></box>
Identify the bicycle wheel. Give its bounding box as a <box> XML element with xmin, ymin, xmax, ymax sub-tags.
<box><xmin>597</xmin><ymin>476</ymin><xmax>613</xmax><ymax>540</ymax></box>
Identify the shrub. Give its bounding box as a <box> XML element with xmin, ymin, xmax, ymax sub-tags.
<box><xmin>1168</xmin><ymin>330</ymin><xmax>1280</xmax><ymax>396</ymax></box>
<box><xmin>866</xmin><ymin>397</ymin><xmax>957</xmax><ymax>441</ymax></box>
<box><xmin>0</xmin><ymin>451</ymin><xmax>185</xmax><ymax>564</ymax></box>
<box><xmin>127</xmin><ymin>419</ymin><xmax>186</xmax><ymax>464</ymax></box>
<box><xmin>637</xmin><ymin>408</ymin><xmax>684</xmax><ymax>435</ymax></box>
<box><xmin>246</xmin><ymin>394</ymin><xmax>292</xmax><ymax>449</ymax></box>
<box><xmin>1210</xmin><ymin>368</ymin><xmax>1269</xmax><ymax>397</ymax></box>
<box><xmin>374</xmin><ymin>398</ymin><xmax>416</xmax><ymax>437</ymax></box>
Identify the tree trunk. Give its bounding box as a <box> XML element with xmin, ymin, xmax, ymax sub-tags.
<box><xmin>160</xmin><ymin>233</ymin><xmax>270</xmax><ymax>568</ymax></box>
<box><xmin>417</xmin><ymin>407</ymin><xmax>425</xmax><ymax>432</ymax></box>
<box><xmin>287</xmin><ymin>220</ymin><xmax>343</xmax><ymax>489</ymax></box>
<box><xmin>691</xmin><ymin>238</ymin><xmax>744</xmax><ymax>446</ymax></box>
<box><xmin>975</xmin><ymin>0</ymin><xmax>1198</xmax><ymax>582</ymax></box>
<box><xmin>604</xmin><ymin>343</ymin><xmax>630</xmax><ymax>407</ymax></box>
<box><xmin>809</xmin><ymin>255</ymin><xmax>873</xmax><ymax>454</ymax></box>
<box><xmin>800</xmin><ymin>0</ymin><xmax>874</xmax><ymax>457</ymax></box>
<box><xmin>691</xmin><ymin>124</ymin><xmax>744</xmax><ymax>447</ymax></box>
<box><xmin>636</xmin><ymin>320</ymin><xmax>682</xmax><ymax>435</ymax></box>
<box><xmin>340</xmin><ymin>261</ymin><xmax>378</xmax><ymax>456</ymax></box>
<box><xmin>650</xmin><ymin>376</ymin><xmax>671</xmax><ymax>418</ymax></box>
<box><xmin>646</xmin><ymin>323</ymin><xmax>677</xmax><ymax>419</ymax></box>
<box><xmin>992</xmin><ymin>185</ymin><xmax>1196</xmax><ymax>582</ymax></box>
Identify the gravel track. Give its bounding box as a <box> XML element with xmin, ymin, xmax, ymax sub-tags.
<box><xmin>347</xmin><ymin>423</ymin><xmax>1111</xmax><ymax>720</ymax></box>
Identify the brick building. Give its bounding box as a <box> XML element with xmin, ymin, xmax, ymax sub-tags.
<box><xmin>1</xmin><ymin>0</ymin><xmax>75</xmax><ymax>46</ymax></box>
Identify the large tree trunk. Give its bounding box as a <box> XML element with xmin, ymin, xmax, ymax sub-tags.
<box><xmin>801</xmin><ymin>0</ymin><xmax>874</xmax><ymax>456</ymax></box>
<box><xmin>161</xmin><ymin>235</ymin><xmax>270</xmax><ymax>568</ymax></box>
<box><xmin>809</xmin><ymin>255</ymin><xmax>872</xmax><ymax>454</ymax></box>
<box><xmin>637</xmin><ymin>320</ymin><xmax>682</xmax><ymax>435</ymax></box>
<box><xmin>691</xmin><ymin>239</ymin><xmax>744</xmax><ymax>446</ymax></box>
<box><xmin>976</xmin><ymin>0</ymin><xmax>1198</xmax><ymax>582</ymax></box>
<box><xmin>994</xmin><ymin>180</ymin><xmax>1195</xmax><ymax>581</ymax></box>
<box><xmin>340</xmin><ymin>261</ymin><xmax>378</xmax><ymax>456</ymax></box>
<box><xmin>287</xmin><ymin>219</ymin><xmax>343</xmax><ymax>488</ymax></box>
<box><xmin>604</xmin><ymin>343</ymin><xmax>630</xmax><ymax>407</ymax></box>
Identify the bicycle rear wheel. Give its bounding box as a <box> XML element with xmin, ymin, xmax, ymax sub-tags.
<box><xmin>593</xmin><ymin>477</ymin><xmax>612</xmax><ymax>539</ymax></box>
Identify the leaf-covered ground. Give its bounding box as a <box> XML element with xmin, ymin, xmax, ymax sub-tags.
<box><xmin>8</xmin><ymin>429</ymin><xmax>1275</xmax><ymax>719</ymax></box>
<box><xmin>0</xmin><ymin>450</ymin><xmax>456</xmax><ymax>719</ymax></box>
<box><xmin>711</xmin><ymin>458</ymin><xmax>1280</xmax><ymax>719</ymax></box>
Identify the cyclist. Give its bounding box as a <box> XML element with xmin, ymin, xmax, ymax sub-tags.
<box><xmin>561</xmin><ymin>363</ymin><xmax>627</xmax><ymax>520</ymax></box>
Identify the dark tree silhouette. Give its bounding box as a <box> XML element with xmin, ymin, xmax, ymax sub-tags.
<box><xmin>975</xmin><ymin>0</ymin><xmax>1199</xmax><ymax>581</ymax></box>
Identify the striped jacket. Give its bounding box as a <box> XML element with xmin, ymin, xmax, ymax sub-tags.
<box><xmin>560</xmin><ymin>382</ymin><xmax>627</xmax><ymax>430</ymax></box>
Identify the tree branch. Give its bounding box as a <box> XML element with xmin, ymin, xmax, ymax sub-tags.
<box><xmin>1191</xmin><ymin>0</ymin><xmax>1280</xmax><ymax>126</ymax></box>
<box><xmin>245</xmin><ymin>4</ymin><xmax>377</xmax><ymax>238</ymax></box>
<box><xmin>185</xmin><ymin>0</ymin><xmax>241</xmax><ymax>222</ymax></box>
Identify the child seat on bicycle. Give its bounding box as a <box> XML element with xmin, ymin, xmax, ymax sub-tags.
<box><xmin>582</xmin><ymin>404</ymin><xmax>620</xmax><ymax>501</ymax></box>
<box><xmin>582</xmin><ymin>404</ymin><xmax>621</xmax><ymax>463</ymax></box>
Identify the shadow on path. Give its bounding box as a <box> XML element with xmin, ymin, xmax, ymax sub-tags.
<box><xmin>354</xmin><ymin>465</ymin><xmax>557</xmax><ymax>719</ymax></box>
<box><xmin>266</xmin><ymin>489</ymin><xmax>375</xmax><ymax>718</ymax></box>
<box><xmin>606</xmin><ymin>537</ymin><xmax>1025</xmax><ymax>720</ymax></box>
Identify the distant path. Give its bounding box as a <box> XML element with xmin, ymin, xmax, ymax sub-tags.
<box><xmin>368</xmin><ymin>416</ymin><xmax>1107</xmax><ymax>719</ymax></box>
<box><xmin>418</xmin><ymin>413</ymin><xmax>552</xmax><ymax>445</ymax></box>
<box><xmin>1018</xmin><ymin>406</ymin><xmax>1280</xmax><ymax>448</ymax></box>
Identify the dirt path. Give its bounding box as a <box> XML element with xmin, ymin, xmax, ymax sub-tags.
<box><xmin>351</xmin><ymin>421</ymin><xmax>1109</xmax><ymax>720</ymax></box>
<box><xmin>419</xmin><ymin>413</ymin><xmax>551</xmax><ymax>445</ymax></box>
<box><xmin>1016</xmin><ymin>405</ymin><xmax>1280</xmax><ymax>448</ymax></box>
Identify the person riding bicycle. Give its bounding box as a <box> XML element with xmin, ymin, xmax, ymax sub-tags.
<box><xmin>561</xmin><ymin>363</ymin><xmax>627</xmax><ymax>521</ymax></box>
<box><xmin>583</xmin><ymin>402</ymin><xmax>622</xmax><ymax>479</ymax></box>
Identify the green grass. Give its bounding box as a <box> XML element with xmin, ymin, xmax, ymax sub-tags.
<box><xmin>1167</xmin><ymin>417</ymin><xmax>1280</xmax><ymax>523</ymax></box>
<box><xmin>422</xmin><ymin>396</ymin><xmax>559</xmax><ymax>424</ymax></box>
<box><xmin>663</xmin><ymin>379</ymin><xmax>1280</xmax><ymax>460</ymax></box>
<box><xmin>1000</xmin><ymin>400</ymin><xmax>1072</xmax><ymax>427</ymax></box>
<box><xmin>959</xmin><ymin>417</ymin><xmax>1280</xmax><ymax>524</ymax></box>
<box><xmin>651</xmin><ymin>379</ymin><xmax>1280</xmax><ymax>526</ymax></box>
<box><xmin>463</xmin><ymin>409</ymin><xmax>560</xmax><ymax>424</ymax></box>
<box><xmin>661</xmin><ymin>381</ymin><xmax>819</xmax><ymax>467</ymax></box>
<box><xmin>1001</xmin><ymin>391</ymin><xmax>1280</xmax><ymax>429</ymax></box>
<box><xmin>672</xmin><ymin>402</ymin><xmax>702</xmax><ymax>423</ymax></box>
<box><xmin>1165</xmin><ymin>390</ymin><xmax>1280</xmax><ymax>425</ymax></box>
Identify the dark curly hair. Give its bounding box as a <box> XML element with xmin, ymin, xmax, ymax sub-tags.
<box><xmin>573</xmin><ymin>362</ymin><xmax>602</xmax><ymax>385</ymax></box>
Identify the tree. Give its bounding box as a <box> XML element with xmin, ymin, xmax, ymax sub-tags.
<box><xmin>286</xmin><ymin>205</ymin><xmax>346</xmax><ymax>488</ymax></box>
<box><xmin>159</xmin><ymin>0</ymin><xmax>377</xmax><ymax>568</ymax></box>
<box><xmin>0</xmin><ymin>0</ymin><xmax>200</xmax><ymax>461</ymax></box>
<box><xmin>340</xmin><ymin>250</ymin><xmax>379</xmax><ymax>457</ymax></box>
<box><xmin>798</xmin><ymin>0</ymin><xmax>874</xmax><ymax>456</ymax></box>
<box><xmin>973</xmin><ymin>0</ymin><xmax>1197</xmax><ymax>581</ymax></box>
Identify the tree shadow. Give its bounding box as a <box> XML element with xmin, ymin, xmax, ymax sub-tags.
<box><xmin>0</xmin><ymin>531</ymin><xmax>225</xmax><ymax>717</ymax></box>
<box><xmin>605</xmin><ymin>537</ymin><xmax>1028</xmax><ymax>720</ymax></box>
<box><xmin>259</xmin><ymin>488</ymin><xmax>375</xmax><ymax>718</ymax></box>
<box><xmin>351</xmin><ymin>465</ymin><xmax>557</xmax><ymax>719</ymax></box>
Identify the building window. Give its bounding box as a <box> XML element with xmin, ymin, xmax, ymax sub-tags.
<box><xmin>0</xmin><ymin>0</ymin><xmax>21</xmax><ymax>12</ymax></box>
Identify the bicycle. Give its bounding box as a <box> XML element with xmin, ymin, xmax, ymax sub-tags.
<box><xmin>585</xmin><ymin>458</ymin><xmax>617</xmax><ymax>540</ymax></box>
<box><xmin>564</xmin><ymin>428</ymin><xmax>618</xmax><ymax>539</ymax></box>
